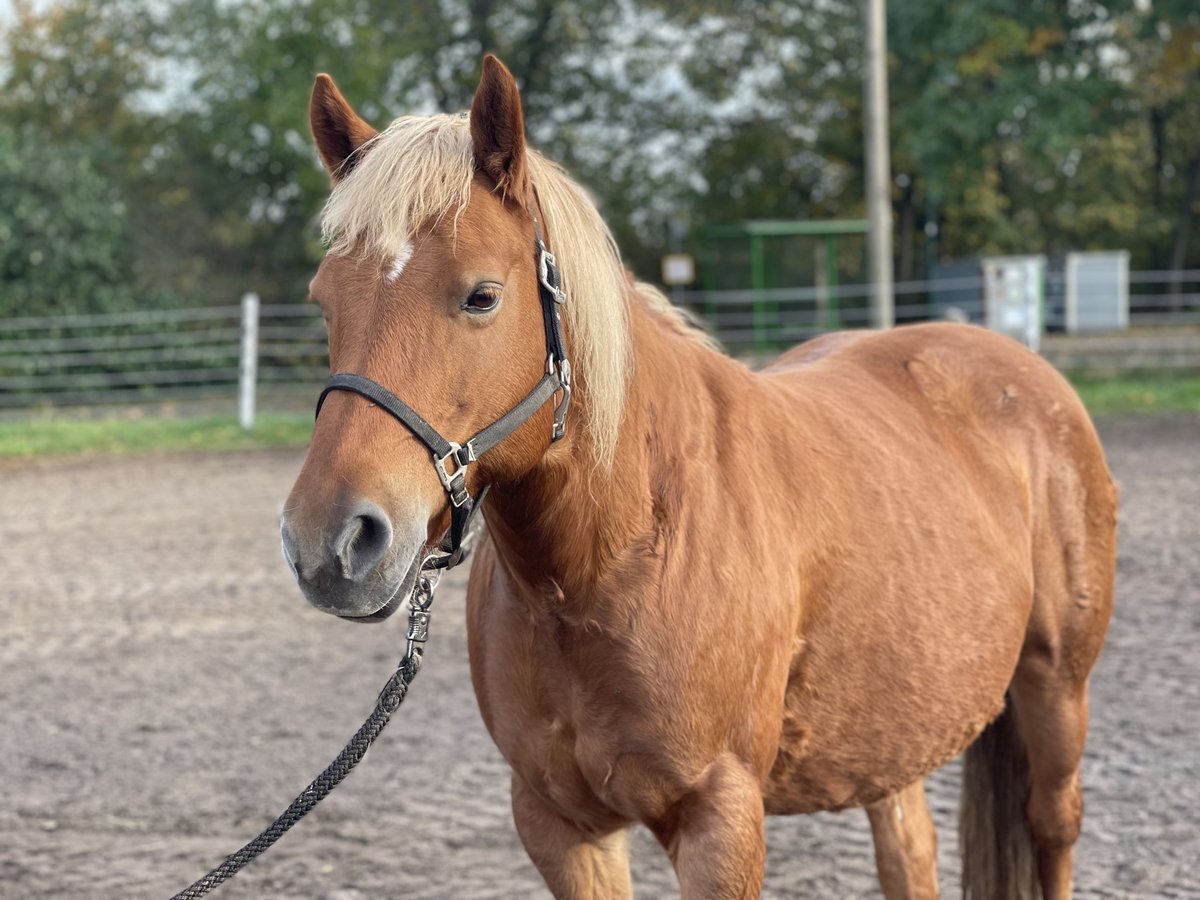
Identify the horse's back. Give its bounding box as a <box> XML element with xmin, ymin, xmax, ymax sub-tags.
<box><xmin>755</xmin><ymin>323</ymin><xmax>1115</xmax><ymax>813</ymax></box>
<box><xmin>766</xmin><ymin>323</ymin><xmax>1112</xmax><ymax>524</ymax></box>
<box><xmin>771</xmin><ymin>323</ymin><xmax>1116</xmax><ymax>594</ymax></box>
<box><xmin>768</xmin><ymin>322</ymin><xmax>1086</xmax><ymax>433</ymax></box>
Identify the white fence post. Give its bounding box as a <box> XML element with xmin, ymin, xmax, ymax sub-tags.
<box><xmin>239</xmin><ymin>292</ymin><xmax>260</xmax><ymax>430</ymax></box>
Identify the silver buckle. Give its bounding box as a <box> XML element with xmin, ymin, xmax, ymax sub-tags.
<box><xmin>538</xmin><ymin>246</ymin><xmax>567</xmax><ymax>304</ymax></box>
<box><xmin>433</xmin><ymin>441</ymin><xmax>474</xmax><ymax>507</ymax></box>
<box><xmin>548</xmin><ymin>357</ymin><xmax>571</xmax><ymax>442</ymax></box>
<box><xmin>403</xmin><ymin>567</ymin><xmax>440</xmax><ymax>661</ymax></box>
<box><xmin>406</xmin><ymin>609</ymin><xmax>431</xmax><ymax>643</ymax></box>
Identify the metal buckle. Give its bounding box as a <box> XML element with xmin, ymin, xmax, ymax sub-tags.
<box><xmin>401</xmin><ymin>568</ymin><xmax>437</xmax><ymax>658</ymax></box>
<box><xmin>548</xmin><ymin>356</ymin><xmax>571</xmax><ymax>442</ymax></box>
<box><xmin>538</xmin><ymin>244</ymin><xmax>567</xmax><ymax>304</ymax></box>
<box><xmin>406</xmin><ymin>610</ymin><xmax>431</xmax><ymax>643</ymax></box>
<box><xmin>433</xmin><ymin>441</ymin><xmax>473</xmax><ymax>508</ymax></box>
<box><xmin>403</xmin><ymin>568</ymin><xmax>442</xmax><ymax>660</ymax></box>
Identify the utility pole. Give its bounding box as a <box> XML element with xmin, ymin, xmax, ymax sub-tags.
<box><xmin>864</xmin><ymin>0</ymin><xmax>894</xmax><ymax>328</ymax></box>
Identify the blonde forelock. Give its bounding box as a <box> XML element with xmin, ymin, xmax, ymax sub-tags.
<box><xmin>320</xmin><ymin>112</ymin><xmax>629</xmax><ymax>469</ymax></box>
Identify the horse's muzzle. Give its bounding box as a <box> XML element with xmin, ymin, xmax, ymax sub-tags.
<box><xmin>280</xmin><ymin>500</ymin><xmax>418</xmax><ymax>621</ymax></box>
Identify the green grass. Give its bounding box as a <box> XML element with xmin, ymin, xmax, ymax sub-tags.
<box><xmin>0</xmin><ymin>413</ymin><xmax>313</xmax><ymax>459</ymax></box>
<box><xmin>1</xmin><ymin>372</ymin><xmax>1197</xmax><ymax>460</ymax></box>
<box><xmin>1069</xmin><ymin>372</ymin><xmax>1200</xmax><ymax>418</ymax></box>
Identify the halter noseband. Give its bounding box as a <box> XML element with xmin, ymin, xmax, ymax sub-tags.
<box><xmin>314</xmin><ymin>212</ymin><xmax>571</xmax><ymax>569</ymax></box>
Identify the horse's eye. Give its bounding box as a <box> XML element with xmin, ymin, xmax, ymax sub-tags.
<box><xmin>462</xmin><ymin>286</ymin><xmax>502</xmax><ymax>315</ymax></box>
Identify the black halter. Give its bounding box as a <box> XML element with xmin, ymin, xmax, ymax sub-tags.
<box><xmin>314</xmin><ymin>214</ymin><xmax>571</xmax><ymax>569</ymax></box>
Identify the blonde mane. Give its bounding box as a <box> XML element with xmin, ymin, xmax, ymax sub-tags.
<box><xmin>321</xmin><ymin>112</ymin><xmax>708</xmax><ymax>469</ymax></box>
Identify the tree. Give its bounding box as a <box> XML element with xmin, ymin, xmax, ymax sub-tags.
<box><xmin>3</xmin><ymin>0</ymin><xmax>1196</xmax><ymax>321</ymax></box>
<box><xmin>0</xmin><ymin>124</ymin><xmax>136</xmax><ymax>317</ymax></box>
<box><xmin>162</xmin><ymin>0</ymin><xmax>868</xmax><ymax>292</ymax></box>
<box><xmin>157</xmin><ymin>0</ymin><xmax>645</xmax><ymax>302</ymax></box>
<box><xmin>0</xmin><ymin>0</ymin><xmax>181</xmax><ymax>313</ymax></box>
<box><xmin>1123</xmin><ymin>0</ymin><xmax>1200</xmax><ymax>298</ymax></box>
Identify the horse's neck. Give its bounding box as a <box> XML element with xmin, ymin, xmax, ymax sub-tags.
<box><xmin>481</xmin><ymin>289</ymin><xmax>733</xmax><ymax>606</ymax></box>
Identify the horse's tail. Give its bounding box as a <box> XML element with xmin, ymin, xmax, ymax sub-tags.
<box><xmin>959</xmin><ymin>700</ymin><xmax>1039</xmax><ymax>899</ymax></box>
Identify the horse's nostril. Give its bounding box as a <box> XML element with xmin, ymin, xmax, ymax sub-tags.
<box><xmin>334</xmin><ymin>502</ymin><xmax>394</xmax><ymax>582</ymax></box>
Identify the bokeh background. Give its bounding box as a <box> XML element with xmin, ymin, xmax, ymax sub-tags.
<box><xmin>0</xmin><ymin>0</ymin><xmax>1196</xmax><ymax>315</ymax></box>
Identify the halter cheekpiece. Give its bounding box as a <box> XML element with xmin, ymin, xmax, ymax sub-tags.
<box><xmin>314</xmin><ymin>209</ymin><xmax>571</xmax><ymax>569</ymax></box>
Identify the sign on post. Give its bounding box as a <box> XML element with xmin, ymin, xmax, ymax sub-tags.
<box><xmin>661</xmin><ymin>254</ymin><xmax>695</xmax><ymax>286</ymax></box>
<box><xmin>982</xmin><ymin>256</ymin><xmax>1045</xmax><ymax>352</ymax></box>
<box><xmin>1065</xmin><ymin>251</ymin><xmax>1129</xmax><ymax>333</ymax></box>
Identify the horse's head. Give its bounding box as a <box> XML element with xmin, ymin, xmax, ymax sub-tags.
<box><xmin>281</xmin><ymin>56</ymin><xmax>569</xmax><ymax>620</ymax></box>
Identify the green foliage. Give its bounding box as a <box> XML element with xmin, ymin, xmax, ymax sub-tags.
<box><xmin>0</xmin><ymin>124</ymin><xmax>136</xmax><ymax>317</ymax></box>
<box><xmin>0</xmin><ymin>0</ymin><xmax>1196</xmax><ymax>318</ymax></box>
<box><xmin>1</xmin><ymin>0</ymin><xmax>158</xmax><ymax>150</ymax></box>
<box><xmin>888</xmin><ymin>0</ymin><xmax>1200</xmax><ymax>269</ymax></box>
<box><xmin>0</xmin><ymin>0</ymin><xmax>180</xmax><ymax>315</ymax></box>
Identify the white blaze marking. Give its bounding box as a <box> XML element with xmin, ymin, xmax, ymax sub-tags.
<box><xmin>385</xmin><ymin>242</ymin><xmax>414</xmax><ymax>283</ymax></box>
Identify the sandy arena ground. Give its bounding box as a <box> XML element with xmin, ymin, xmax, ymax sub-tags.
<box><xmin>1</xmin><ymin>414</ymin><xmax>1198</xmax><ymax>899</ymax></box>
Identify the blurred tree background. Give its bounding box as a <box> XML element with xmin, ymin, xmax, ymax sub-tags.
<box><xmin>0</xmin><ymin>0</ymin><xmax>1197</xmax><ymax>314</ymax></box>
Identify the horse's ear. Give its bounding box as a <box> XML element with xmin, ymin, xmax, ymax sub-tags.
<box><xmin>310</xmin><ymin>74</ymin><xmax>379</xmax><ymax>181</ymax></box>
<box><xmin>470</xmin><ymin>54</ymin><xmax>532</xmax><ymax>205</ymax></box>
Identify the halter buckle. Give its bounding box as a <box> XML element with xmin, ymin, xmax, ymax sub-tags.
<box><xmin>538</xmin><ymin>243</ymin><xmax>567</xmax><ymax>304</ymax></box>
<box><xmin>549</xmin><ymin>357</ymin><xmax>572</xmax><ymax>443</ymax></box>
<box><xmin>433</xmin><ymin>441</ymin><xmax>474</xmax><ymax>508</ymax></box>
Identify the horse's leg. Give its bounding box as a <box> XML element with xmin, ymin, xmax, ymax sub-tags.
<box><xmin>865</xmin><ymin>778</ymin><xmax>940</xmax><ymax>899</ymax></box>
<box><xmin>657</xmin><ymin>754</ymin><xmax>766</xmax><ymax>900</ymax></box>
<box><xmin>1009</xmin><ymin>664</ymin><xmax>1090</xmax><ymax>900</ymax></box>
<box><xmin>511</xmin><ymin>774</ymin><xmax>632</xmax><ymax>900</ymax></box>
<box><xmin>1009</xmin><ymin>460</ymin><xmax>1114</xmax><ymax>900</ymax></box>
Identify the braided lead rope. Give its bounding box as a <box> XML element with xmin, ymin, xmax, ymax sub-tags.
<box><xmin>170</xmin><ymin>570</ymin><xmax>440</xmax><ymax>899</ymax></box>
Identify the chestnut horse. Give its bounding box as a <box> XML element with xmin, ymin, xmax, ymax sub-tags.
<box><xmin>281</xmin><ymin>56</ymin><xmax>1115</xmax><ymax>899</ymax></box>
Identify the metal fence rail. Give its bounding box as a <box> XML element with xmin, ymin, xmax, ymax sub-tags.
<box><xmin>2</xmin><ymin>269</ymin><xmax>1197</xmax><ymax>419</ymax></box>
<box><xmin>0</xmin><ymin>297</ymin><xmax>325</xmax><ymax>415</ymax></box>
<box><xmin>686</xmin><ymin>268</ymin><xmax>1200</xmax><ymax>352</ymax></box>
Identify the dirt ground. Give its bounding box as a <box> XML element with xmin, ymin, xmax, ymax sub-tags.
<box><xmin>1</xmin><ymin>414</ymin><xmax>1198</xmax><ymax>899</ymax></box>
